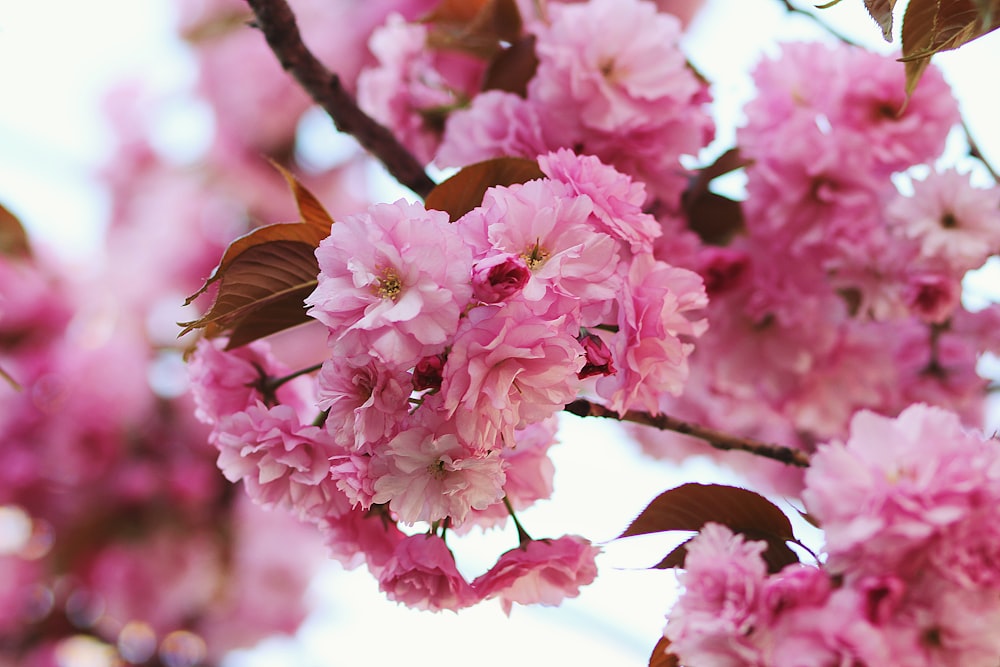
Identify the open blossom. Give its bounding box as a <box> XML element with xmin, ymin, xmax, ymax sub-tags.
<box><xmin>803</xmin><ymin>404</ymin><xmax>1000</xmax><ymax>583</ymax></box>
<box><xmin>538</xmin><ymin>149</ymin><xmax>660</xmax><ymax>254</ymax></box>
<box><xmin>306</xmin><ymin>199</ymin><xmax>473</xmax><ymax>368</ymax></box>
<box><xmin>665</xmin><ymin>523</ymin><xmax>768</xmax><ymax>666</ymax></box>
<box><xmin>472</xmin><ymin>535</ymin><xmax>600</xmax><ymax>615</ymax></box>
<box><xmin>597</xmin><ymin>255</ymin><xmax>707</xmax><ymax>414</ymax></box>
<box><xmin>458</xmin><ymin>178</ymin><xmax>620</xmax><ymax>321</ymax></box>
<box><xmin>187</xmin><ymin>337</ymin><xmax>301</xmax><ymax>425</ymax></box>
<box><xmin>443</xmin><ymin>302</ymin><xmax>585</xmax><ymax>449</ymax></box>
<box><xmin>316</xmin><ymin>356</ymin><xmax>411</xmax><ymax>452</ymax></box>
<box><xmin>370</xmin><ymin>417</ymin><xmax>506</xmax><ymax>525</ymax></box>
<box><xmin>378</xmin><ymin>534</ymin><xmax>478</xmax><ymax>612</ymax></box>
<box><xmin>435</xmin><ymin>90</ymin><xmax>548</xmax><ymax>168</ymax></box>
<box><xmin>212</xmin><ymin>402</ymin><xmax>347</xmax><ymax>520</ymax></box>
<box><xmin>886</xmin><ymin>168</ymin><xmax>1000</xmax><ymax>273</ymax></box>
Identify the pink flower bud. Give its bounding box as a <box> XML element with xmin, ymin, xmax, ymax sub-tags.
<box><xmin>578</xmin><ymin>333</ymin><xmax>615</xmax><ymax>379</ymax></box>
<box><xmin>471</xmin><ymin>254</ymin><xmax>530</xmax><ymax>303</ymax></box>
<box><xmin>412</xmin><ymin>354</ymin><xmax>445</xmax><ymax>391</ymax></box>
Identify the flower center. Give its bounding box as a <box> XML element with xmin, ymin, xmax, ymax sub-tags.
<box><xmin>376</xmin><ymin>268</ymin><xmax>403</xmax><ymax>300</ymax></box>
<box><xmin>939</xmin><ymin>211</ymin><xmax>958</xmax><ymax>229</ymax></box>
<box><xmin>427</xmin><ymin>460</ymin><xmax>448</xmax><ymax>480</ymax></box>
<box><xmin>521</xmin><ymin>240</ymin><xmax>550</xmax><ymax>271</ymax></box>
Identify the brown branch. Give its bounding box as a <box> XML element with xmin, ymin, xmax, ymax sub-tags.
<box><xmin>777</xmin><ymin>0</ymin><xmax>862</xmax><ymax>47</ymax></box>
<box><xmin>963</xmin><ymin>118</ymin><xmax>1000</xmax><ymax>183</ymax></box>
<box><xmin>564</xmin><ymin>399</ymin><xmax>811</xmax><ymax>468</ymax></box>
<box><xmin>244</xmin><ymin>0</ymin><xmax>437</xmax><ymax>198</ymax></box>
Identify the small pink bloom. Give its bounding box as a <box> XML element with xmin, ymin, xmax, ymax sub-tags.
<box><xmin>473</xmin><ymin>535</ymin><xmax>600</xmax><ymax>615</ymax></box>
<box><xmin>443</xmin><ymin>302</ymin><xmax>585</xmax><ymax>448</ymax></box>
<box><xmin>306</xmin><ymin>199</ymin><xmax>473</xmax><ymax>368</ymax></box>
<box><xmin>471</xmin><ymin>253</ymin><xmax>531</xmax><ymax>304</ymax></box>
<box><xmin>578</xmin><ymin>332</ymin><xmax>615</xmax><ymax>379</ymax></box>
<box><xmin>316</xmin><ymin>356</ymin><xmax>411</xmax><ymax>453</ymax></box>
<box><xmin>378</xmin><ymin>534</ymin><xmax>478</xmax><ymax>612</ymax></box>
<box><xmin>370</xmin><ymin>418</ymin><xmax>506</xmax><ymax>525</ymax></box>
<box><xmin>212</xmin><ymin>402</ymin><xmax>347</xmax><ymax>520</ymax></box>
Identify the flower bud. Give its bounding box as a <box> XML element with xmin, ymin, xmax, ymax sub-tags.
<box><xmin>471</xmin><ymin>254</ymin><xmax>530</xmax><ymax>303</ymax></box>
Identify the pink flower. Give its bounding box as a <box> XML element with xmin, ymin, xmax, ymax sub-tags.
<box><xmin>316</xmin><ymin>356</ymin><xmax>411</xmax><ymax>452</ymax></box>
<box><xmin>378</xmin><ymin>534</ymin><xmax>478</xmax><ymax>612</ymax></box>
<box><xmin>319</xmin><ymin>507</ymin><xmax>407</xmax><ymax>575</ymax></box>
<box><xmin>472</xmin><ymin>535</ymin><xmax>600</xmax><ymax>615</ymax></box>
<box><xmin>803</xmin><ymin>404</ymin><xmax>1000</xmax><ymax>582</ymax></box>
<box><xmin>886</xmin><ymin>169</ymin><xmax>1000</xmax><ymax>274</ymax></box>
<box><xmin>538</xmin><ymin>149</ymin><xmax>660</xmax><ymax>254</ymax></box>
<box><xmin>436</xmin><ymin>90</ymin><xmax>548</xmax><ymax>168</ymax></box>
<box><xmin>665</xmin><ymin>523</ymin><xmax>769</xmax><ymax>666</ymax></box>
<box><xmin>306</xmin><ymin>199</ymin><xmax>473</xmax><ymax>368</ymax></box>
<box><xmin>596</xmin><ymin>255</ymin><xmax>707</xmax><ymax>414</ymax></box>
<box><xmin>471</xmin><ymin>253</ymin><xmax>531</xmax><ymax>304</ymax></box>
<box><xmin>370</xmin><ymin>417</ymin><xmax>506</xmax><ymax>525</ymax></box>
<box><xmin>187</xmin><ymin>337</ymin><xmax>301</xmax><ymax>426</ymax></box>
<box><xmin>358</xmin><ymin>14</ymin><xmax>486</xmax><ymax>163</ymax></box>
<box><xmin>212</xmin><ymin>402</ymin><xmax>348</xmax><ymax>520</ymax></box>
<box><xmin>442</xmin><ymin>302</ymin><xmax>585</xmax><ymax>448</ymax></box>
<box><xmin>457</xmin><ymin>178</ymin><xmax>620</xmax><ymax>319</ymax></box>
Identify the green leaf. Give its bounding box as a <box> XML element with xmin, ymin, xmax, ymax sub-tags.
<box><xmin>0</xmin><ymin>203</ymin><xmax>31</xmax><ymax>258</ymax></box>
<box><xmin>180</xmin><ymin>167</ymin><xmax>332</xmax><ymax>349</ymax></box>
<box><xmin>901</xmin><ymin>0</ymin><xmax>1000</xmax><ymax>96</ymax></box>
<box><xmin>649</xmin><ymin>636</ymin><xmax>679</xmax><ymax>667</ymax></box>
<box><xmin>424</xmin><ymin>156</ymin><xmax>544</xmax><ymax>221</ymax></box>
<box><xmin>619</xmin><ymin>483</ymin><xmax>800</xmax><ymax>573</ymax></box>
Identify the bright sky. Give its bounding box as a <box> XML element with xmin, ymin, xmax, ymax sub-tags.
<box><xmin>1</xmin><ymin>0</ymin><xmax>998</xmax><ymax>665</ymax></box>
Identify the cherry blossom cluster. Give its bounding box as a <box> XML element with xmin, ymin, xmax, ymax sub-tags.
<box><xmin>664</xmin><ymin>404</ymin><xmax>1000</xmax><ymax>667</ymax></box>
<box><xmin>631</xmin><ymin>39</ymin><xmax>1000</xmax><ymax>496</ymax></box>
<box><xmin>189</xmin><ymin>146</ymin><xmax>707</xmax><ymax>611</ymax></box>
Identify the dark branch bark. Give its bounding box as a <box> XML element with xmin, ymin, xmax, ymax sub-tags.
<box><xmin>563</xmin><ymin>399</ymin><xmax>811</xmax><ymax>468</ymax></box>
<box><xmin>244</xmin><ymin>0</ymin><xmax>437</xmax><ymax>198</ymax></box>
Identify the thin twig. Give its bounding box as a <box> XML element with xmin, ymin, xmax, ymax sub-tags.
<box><xmin>963</xmin><ymin>118</ymin><xmax>1000</xmax><ymax>183</ymax></box>
<box><xmin>243</xmin><ymin>0</ymin><xmax>437</xmax><ymax>198</ymax></box>
<box><xmin>777</xmin><ymin>0</ymin><xmax>862</xmax><ymax>47</ymax></box>
<box><xmin>563</xmin><ymin>399</ymin><xmax>811</xmax><ymax>467</ymax></box>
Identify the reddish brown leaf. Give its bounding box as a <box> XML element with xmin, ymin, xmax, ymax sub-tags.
<box><xmin>179</xmin><ymin>223</ymin><xmax>326</xmax><ymax>348</ymax></box>
<box><xmin>901</xmin><ymin>0</ymin><xmax>1000</xmax><ymax>96</ymax></box>
<box><xmin>681</xmin><ymin>149</ymin><xmax>750</xmax><ymax>245</ymax></box>
<box><xmin>425</xmin><ymin>157</ymin><xmax>544</xmax><ymax>221</ymax></box>
<box><xmin>619</xmin><ymin>483</ymin><xmax>800</xmax><ymax>573</ymax></box>
<box><xmin>651</xmin><ymin>537</ymin><xmax>695</xmax><ymax>570</ymax></box>
<box><xmin>0</xmin><ymin>203</ymin><xmax>31</xmax><ymax>258</ymax></box>
<box><xmin>866</xmin><ymin>0</ymin><xmax>899</xmax><ymax>40</ymax></box>
<box><xmin>482</xmin><ymin>35</ymin><xmax>538</xmax><ymax>96</ymax></box>
<box><xmin>423</xmin><ymin>0</ymin><xmax>523</xmax><ymax>58</ymax></box>
<box><xmin>649</xmin><ymin>636</ymin><xmax>679</xmax><ymax>667</ymax></box>
<box><xmin>269</xmin><ymin>160</ymin><xmax>336</xmax><ymax>235</ymax></box>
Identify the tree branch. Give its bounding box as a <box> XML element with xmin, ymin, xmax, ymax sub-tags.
<box><xmin>563</xmin><ymin>399</ymin><xmax>811</xmax><ymax>468</ymax></box>
<box><xmin>243</xmin><ymin>0</ymin><xmax>437</xmax><ymax>198</ymax></box>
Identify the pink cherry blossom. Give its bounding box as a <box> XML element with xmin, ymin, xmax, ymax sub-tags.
<box><xmin>435</xmin><ymin>90</ymin><xmax>548</xmax><ymax>168</ymax></box>
<box><xmin>442</xmin><ymin>302</ymin><xmax>585</xmax><ymax>448</ymax></box>
<box><xmin>472</xmin><ymin>535</ymin><xmax>600</xmax><ymax>615</ymax></box>
<box><xmin>596</xmin><ymin>255</ymin><xmax>707</xmax><ymax>414</ymax></box>
<box><xmin>538</xmin><ymin>149</ymin><xmax>661</xmax><ymax>254</ymax></box>
<box><xmin>212</xmin><ymin>402</ymin><xmax>348</xmax><ymax>520</ymax></box>
<box><xmin>370</xmin><ymin>417</ymin><xmax>506</xmax><ymax>525</ymax></box>
<box><xmin>377</xmin><ymin>534</ymin><xmax>478</xmax><ymax>612</ymax></box>
<box><xmin>665</xmin><ymin>523</ymin><xmax>769</xmax><ymax>666</ymax></box>
<box><xmin>470</xmin><ymin>253</ymin><xmax>531</xmax><ymax>304</ymax></box>
<box><xmin>886</xmin><ymin>168</ymin><xmax>1000</xmax><ymax>274</ymax></box>
<box><xmin>316</xmin><ymin>356</ymin><xmax>411</xmax><ymax>452</ymax></box>
<box><xmin>803</xmin><ymin>404</ymin><xmax>1000</xmax><ymax>583</ymax></box>
<box><xmin>306</xmin><ymin>199</ymin><xmax>473</xmax><ymax>368</ymax></box>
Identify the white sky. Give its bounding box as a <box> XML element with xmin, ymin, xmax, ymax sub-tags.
<box><xmin>0</xmin><ymin>0</ymin><xmax>998</xmax><ymax>665</ymax></box>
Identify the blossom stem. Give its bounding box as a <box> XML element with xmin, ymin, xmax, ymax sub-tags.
<box><xmin>503</xmin><ymin>496</ymin><xmax>534</xmax><ymax>545</ymax></box>
<box><xmin>963</xmin><ymin>118</ymin><xmax>1000</xmax><ymax>183</ymax></box>
<box><xmin>243</xmin><ymin>0</ymin><xmax>437</xmax><ymax>198</ymax></box>
<box><xmin>776</xmin><ymin>0</ymin><xmax>861</xmax><ymax>46</ymax></box>
<box><xmin>563</xmin><ymin>399</ymin><xmax>811</xmax><ymax>467</ymax></box>
<box><xmin>264</xmin><ymin>362</ymin><xmax>324</xmax><ymax>393</ymax></box>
